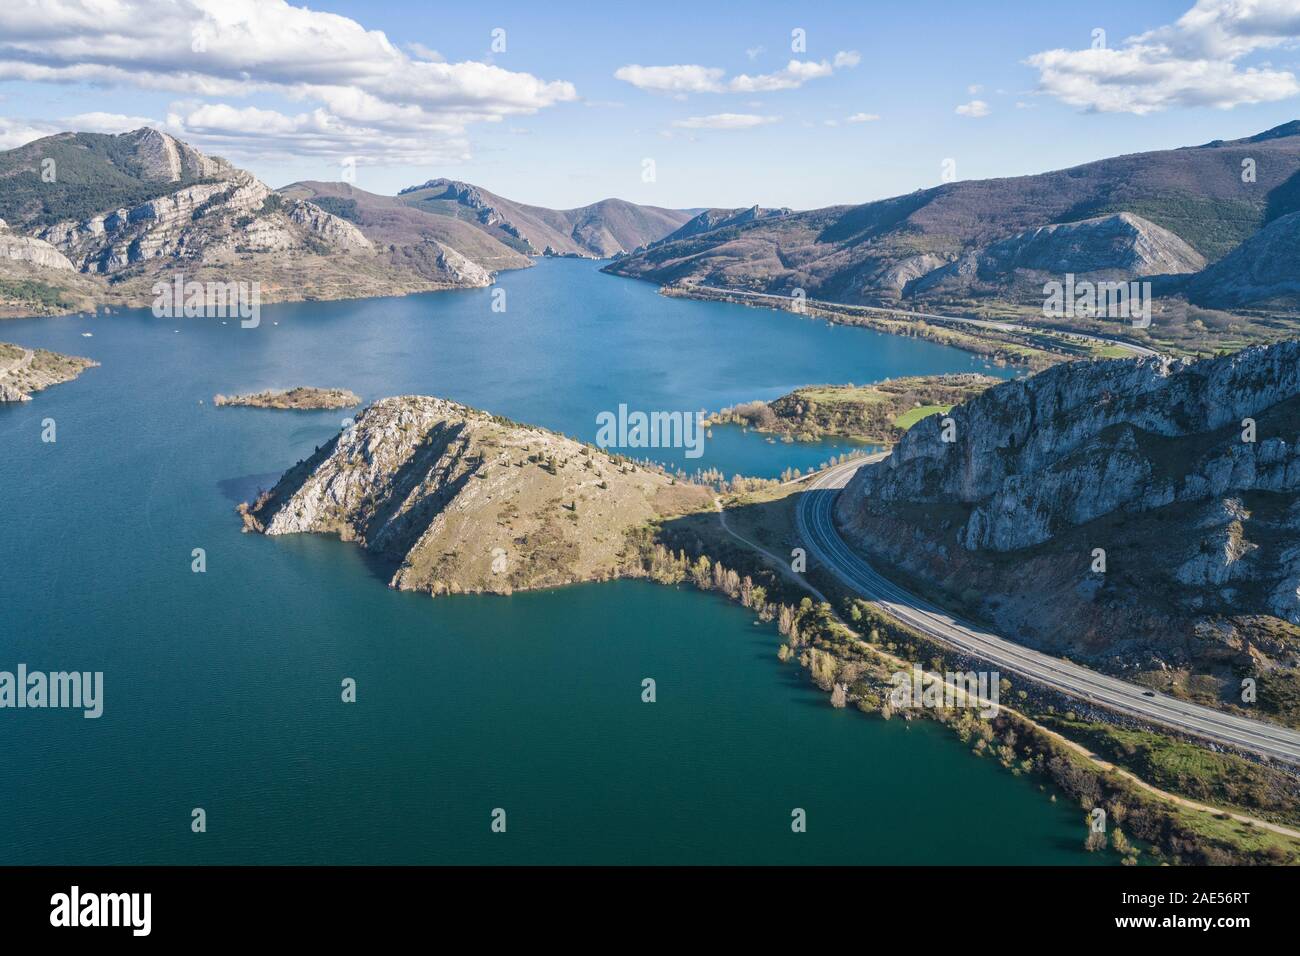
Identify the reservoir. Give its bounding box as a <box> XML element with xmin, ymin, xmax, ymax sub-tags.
<box><xmin>0</xmin><ymin>259</ymin><xmax>1100</xmax><ymax>864</ymax></box>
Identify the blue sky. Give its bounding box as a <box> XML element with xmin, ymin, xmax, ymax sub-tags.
<box><xmin>2</xmin><ymin>0</ymin><xmax>1300</xmax><ymax>209</ymax></box>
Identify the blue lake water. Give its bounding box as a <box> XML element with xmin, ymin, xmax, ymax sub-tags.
<box><xmin>0</xmin><ymin>260</ymin><xmax>1099</xmax><ymax>864</ymax></box>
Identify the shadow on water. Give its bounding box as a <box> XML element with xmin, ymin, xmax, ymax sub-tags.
<box><xmin>352</xmin><ymin>543</ymin><xmax>407</xmax><ymax>589</ymax></box>
<box><xmin>217</xmin><ymin>472</ymin><xmax>285</xmax><ymax>503</ymax></box>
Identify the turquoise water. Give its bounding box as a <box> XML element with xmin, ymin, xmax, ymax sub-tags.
<box><xmin>0</xmin><ymin>260</ymin><xmax>1097</xmax><ymax>864</ymax></box>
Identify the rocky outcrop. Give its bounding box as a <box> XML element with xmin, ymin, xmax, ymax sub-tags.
<box><xmin>847</xmin><ymin>342</ymin><xmax>1300</xmax><ymax>549</ymax></box>
<box><xmin>0</xmin><ymin>220</ymin><xmax>75</xmax><ymax>271</ymax></box>
<box><xmin>125</xmin><ymin>127</ymin><xmax>232</xmax><ymax>181</ymax></box>
<box><xmin>909</xmin><ymin>213</ymin><xmax>1206</xmax><ymax>298</ymax></box>
<box><xmin>429</xmin><ymin>241</ymin><xmax>491</xmax><ymax>286</ymax></box>
<box><xmin>277</xmin><ymin>181</ymin><xmax>535</xmax><ymax>272</ymax></box>
<box><xmin>243</xmin><ymin>396</ymin><xmax>713</xmax><ymax>596</ymax></box>
<box><xmin>228</xmin><ymin>198</ymin><xmax>374</xmax><ymax>256</ymax></box>
<box><xmin>875</xmin><ymin>253</ymin><xmax>951</xmax><ymax>294</ymax></box>
<box><xmin>284</xmin><ymin>201</ymin><xmax>373</xmax><ymax>251</ymax></box>
<box><xmin>402</xmin><ymin>179</ymin><xmax>543</xmax><ymax>253</ymax></box>
<box><xmin>40</xmin><ymin>173</ymin><xmax>270</xmax><ymax>272</ymax></box>
<box><xmin>38</xmin><ymin>172</ymin><xmax>373</xmax><ymax>274</ymax></box>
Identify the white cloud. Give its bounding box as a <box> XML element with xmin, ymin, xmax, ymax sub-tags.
<box><xmin>406</xmin><ymin>42</ymin><xmax>444</xmax><ymax>63</ymax></box>
<box><xmin>613</xmin><ymin>64</ymin><xmax>726</xmax><ymax>94</ymax></box>
<box><xmin>955</xmin><ymin>99</ymin><xmax>991</xmax><ymax>117</ymax></box>
<box><xmin>163</xmin><ymin>102</ymin><xmax>469</xmax><ymax>163</ymax></box>
<box><xmin>0</xmin><ymin>115</ymin><xmax>55</xmax><ymax>149</ymax></box>
<box><xmin>615</xmin><ymin>52</ymin><xmax>859</xmax><ymax>94</ymax></box>
<box><xmin>671</xmin><ymin>113</ymin><xmax>779</xmax><ymax>130</ymax></box>
<box><xmin>968</xmin><ymin>83</ymin><xmax>984</xmax><ymax>94</ymax></box>
<box><xmin>846</xmin><ymin>112</ymin><xmax>881</xmax><ymax>123</ymax></box>
<box><xmin>0</xmin><ymin>0</ymin><xmax>576</xmax><ymax>164</ymax></box>
<box><xmin>63</xmin><ymin>111</ymin><xmax>158</xmax><ymax>133</ymax></box>
<box><xmin>1027</xmin><ymin>0</ymin><xmax>1300</xmax><ymax>114</ymax></box>
<box><xmin>0</xmin><ymin>111</ymin><xmax>160</xmax><ymax>149</ymax></box>
<box><xmin>729</xmin><ymin>59</ymin><xmax>834</xmax><ymax>93</ymax></box>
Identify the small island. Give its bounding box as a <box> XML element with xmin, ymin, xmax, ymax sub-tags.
<box><xmin>0</xmin><ymin>341</ymin><xmax>98</xmax><ymax>402</ymax></box>
<box><xmin>708</xmin><ymin>373</ymin><xmax>1002</xmax><ymax>444</ymax></box>
<box><xmin>213</xmin><ymin>386</ymin><xmax>361</xmax><ymax>410</ymax></box>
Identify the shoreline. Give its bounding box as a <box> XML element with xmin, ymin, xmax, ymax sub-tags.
<box><xmin>648</xmin><ymin>469</ymin><xmax>1300</xmax><ymax>864</ymax></box>
<box><xmin>657</xmin><ymin>281</ymin><xmax>1151</xmax><ymax>370</ymax></box>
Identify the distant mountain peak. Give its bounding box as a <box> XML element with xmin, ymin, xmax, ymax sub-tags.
<box><xmin>1201</xmin><ymin>121</ymin><xmax>1300</xmax><ymax>148</ymax></box>
<box><xmin>398</xmin><ymin>177</ymin><xmax>454</xmax><ymax>195</ymax></box>
<box><xmin>394</xmin><ymin>176</ymin><xmax>695</xmax><ymax>257</ymax></box>
<box><xmin>1246</xmin><ymin>120</ymin><xmax>1300</xmax><ymax>143</ymax></box>
<box><xmin>609</xmin><ymin>123</ymin><xmax>1300</xmax><ymax>304</ymax></box>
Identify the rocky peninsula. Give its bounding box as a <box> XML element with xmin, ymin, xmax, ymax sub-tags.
<box><xmin>0</xmin><ymin>342</ymin><xmax>97</xmax><ymax>401</ymax></box>
<box><xmin>241</xmin><ymin>396</ymin><xmax>713</xmax><ymax>596</ymax></box>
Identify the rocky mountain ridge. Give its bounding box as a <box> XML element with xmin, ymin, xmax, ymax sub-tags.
<box><xmin>834</xmin><ymin>342</ymin><xmax>1300</xmax><ymax>701</ymax></box>
<box><xmin>605</xmin><ymin>122</ymin><xmax>1300</xmax><ymax>312</ymax></box>
<box><xmin>397</xmin><ymin>177</ymin><xmax>696</xmax><ymax>258</ymax></box>
<box><xmin>0</xmin><ymin>128</ymin><xmax>698</xmax><ymax>315</ymax></box>
<box><xmin>0</xmin><ymin>128</ymin><xmax>401</xmax><ymax>305</ymax></box>
<box><xmin>910</xmin><ymin>212</ymin><xmax>1206</xmax><ymax>299</ymax></box>
<box><xmin>651</xmin><ymin>205</ymin><xmax>794</xmax><ymax>247</ymax></box>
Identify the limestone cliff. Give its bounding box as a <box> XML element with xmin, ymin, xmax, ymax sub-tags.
<box><xmin>834</xmin><ymin>342</ymin><xmax>1300</xmax><ymax>712</ymax></box>
<box><xmin>38</xmin><ymin>174</ymin><xmax>371</xmax><ymax>274</ymax></box>
<box><xmin>0</xmin><ymin>220</ymin><xmax>75</xmax><ymax>272</ymax></box>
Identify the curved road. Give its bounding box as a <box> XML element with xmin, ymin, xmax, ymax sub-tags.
<box><xmin>797</xmin><ymin>457</ymin><xmax>1300</xmax><ymax>766</ymax></box>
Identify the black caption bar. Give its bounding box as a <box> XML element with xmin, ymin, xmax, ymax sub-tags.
<box><xmin>0</xmin><ymin>865</ymin><xmax>1279</xmax><ymax>942</ymax></box>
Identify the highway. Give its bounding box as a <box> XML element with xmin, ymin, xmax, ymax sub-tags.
<box><xmin>796</xmin><ymin>456</ymin><xmax>1300</xmax><ymax>766</ymax></box>
<box><xmin>687</xmin><ymin>284</ymin><xmax>1163</xmax><ymax>359</ymax></box>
